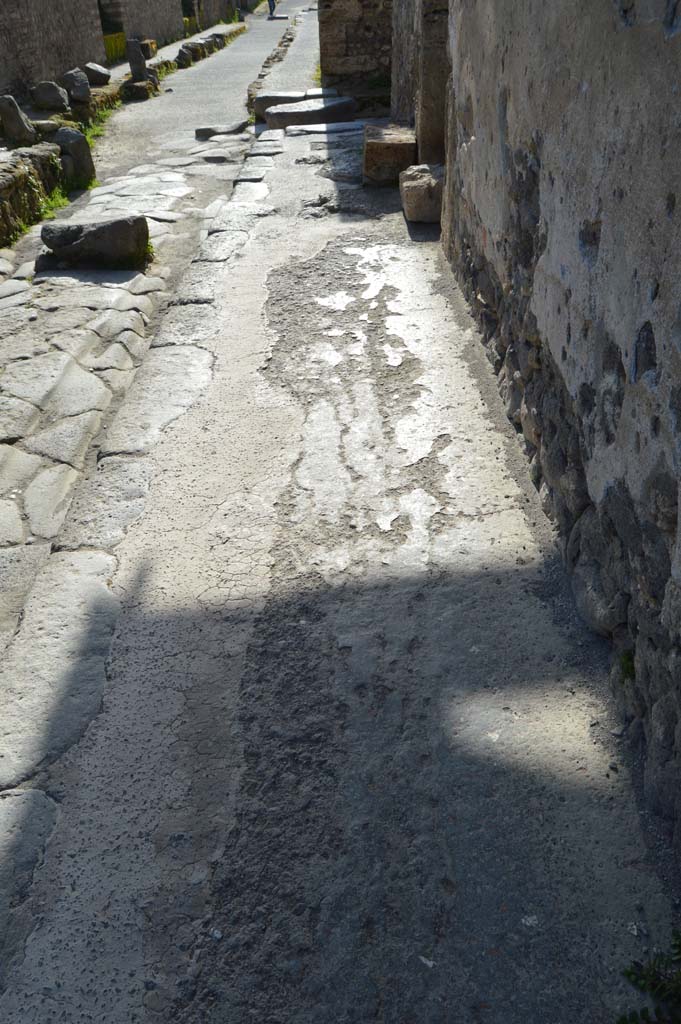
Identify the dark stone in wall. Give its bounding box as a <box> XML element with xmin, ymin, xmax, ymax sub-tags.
<box><xmin>0</xmin><ymin>0</ymin><xmax>106</xmax><ymax>96</ymax></box>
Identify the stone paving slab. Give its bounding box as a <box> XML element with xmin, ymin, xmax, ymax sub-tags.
<box><xmin>59</xmin><ymin>456</ymin><xmax>154</xmax><ymax>550</ymax></box>
<box><xmin>100</xmin><ymin>347</ymin><xmax>213</xmax><ymax>456</ymax></box>
<box><xmin>0</xmin><ymin>549</ymin><xmax>119</xmax><ymax>789</ymax></box>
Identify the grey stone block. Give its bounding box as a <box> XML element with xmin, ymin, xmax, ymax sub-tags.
<box><xmin>32</xmin><ymin>81</ymin><xmax>70</xmax><ymax>112</ymax></box>
<box><xmin>24</xmin><ymin>464</ymin><xmax>80</xmax><ymax>539</ymax></box>
<box><xmin>0</xmin><ymin>398</ymin><xmax>40</xmax><ymax>443</ymax></box>
<box><xmin>61</xmin><ymin>68</ymin><xmax>91</xmax><ymax>103</ymax></box>
<box><xmin>83</xmin><ymin>62</ymin><xmax>111</xmax><ymax>87</ymax></box>
<box><xmin>0</xmin><ymin>95</ymin><xmax>37</xmax><ymax>145</ymax></box>
<box><xmin>53</xmin><ymin>126</ymin><xmax>95</xmax><ymax>185</ymax></box>
<box><xmin>265</xmin><ymin>96</ymin><xmax>357</xmax><ymax>129</ymax></box>
<box><xmin>23</xmin><ymin>410</ymin><xmax>103</xmax><ymax>469</ymax></box>
<box><xmin>399</xmin><ymin>164</ymin><xmax>444</xmax><ymax>223</ymax></box>
<box><xmin>0</xmin><ymin>543</ymin><xmax>50</xmax><ymax>653</ymax></box>
<box><xmin>41</xmin><ymin>216</ymin><xmax>148</xmax><ymax>268</ymax></box>
<box><xmin>0</xmin><ymin>500</ymin><xmax>23</xmax><ymax>544</ymax></box>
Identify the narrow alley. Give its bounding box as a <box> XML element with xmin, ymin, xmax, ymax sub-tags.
<box><xmin>0</xmin><ymin>3</ymin><xmax>679</xmax><ymax>1023</ymax></box>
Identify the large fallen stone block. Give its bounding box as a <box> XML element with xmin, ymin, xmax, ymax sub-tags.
<box><xmin>254</xmin><ymin>90</ymin><xmax>306</xmax><ymax>119</ymax></box>
<box><xmin>363</xmin><ymin>125</ymin><xmax>417</xmax><ymax>186</ymax></box>
<box><xmin>399</xmin><ymin>163</ymin><xmax>444</xmax><ymax>223</ymax></box>
<box><xmin>0</xmin><ymin>96</ymin><xmax>37</xmax><ymax>145</ymax></box>
<box><xmin>53</xmin><ymin>127</ymin><xmax>95</xmax><ymax>186</ymax></box>
<box><xmin>83</xmin><ymin>63</ymin><xmax>111</xmax><ymax>87</ymax></box>
<box><xmin>176</xmin><ymin>45</ymin><xmax>194</xmax><ymax>68</ymax></box>
<box><xmin>61</xmin><ymin>68</ymin><xmax>91</xmax><ymax>104</ymax></box>
<box><xmin>265</xmin><ymin>96</ymin><xmax>357</xmax><ymax>129</ymax></box>
<box><xmin>185</xmin><ymin>41</ymin><xmax>208</xmax><ymax>61</ymax></box>
<box><xmin>41</xmin><ymin>217</ymin><xmax>149</xmax><ymax>269</ymax></box>
<box><xmin>120</xmin><ymin>79</ymin><xmax>159</xmax><ymax>102</ymax></box>
<box><xmin>32</xmin><ymin>81</ymin><xmax>70</xmax><ymax>112</ymax></box>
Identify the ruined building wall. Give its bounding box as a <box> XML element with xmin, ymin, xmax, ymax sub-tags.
<box><xmin>391</xmin><ymin>0</ymin><xmax>449</xmax><ymax>161</ymax></box>
<box><xmin>117</xmin><ymin>0</ymin><xmax>185</xmax><ymax>44</ymax></box>
<box><xmin>391</xmin><ymin>0</ymin><xmax>418</xmax><ymax>123</ymax></box>
<box><xmin>194</xmin><ymin>0</ymin><xmax>237</xmax><ymax>29</ymax></box>
<box><xmin>441</xmin><ymin>0</ymin><xmax>681</xmax><ymax>844</ymax></box>
<box><xmin>318</xmin><ymin>0</ymin><xmax>393</xmax><ymax>92</ymax></box>
<box><xmin>0</xmin><ymin>0</ymin><xmax>106</xmax><ymax>96</ymax></box>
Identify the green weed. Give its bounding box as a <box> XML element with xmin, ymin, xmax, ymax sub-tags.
<box><xmin>617</xmin><ymin>932</ymin><xmax>681</xmax><ymax>1023</ymax></box>
<box><xmin>39</xmin><ymin>186</ymin><xmax>70</xmax><ymax>219</ymax></box>
<box><xmin>81</xmin><ymin>102</ymin><xmax>121</xmax><ymax>146</ymax></box>
<box><xmin>620</xmin><ymin>650</ymin><xmax>636</xmax><ymax>681</ymax></box>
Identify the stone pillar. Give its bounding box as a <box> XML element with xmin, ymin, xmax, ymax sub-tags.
<box><xmin>415</xmin><ymin>0</ymin><xmax>450</xmax><ymax>164</ymax></box>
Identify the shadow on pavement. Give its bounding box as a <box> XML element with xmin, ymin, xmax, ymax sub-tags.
<box><xmin>2</xmin><ymin>549</ymin><xmax>672</xmax><ymax>1024</ymax></box>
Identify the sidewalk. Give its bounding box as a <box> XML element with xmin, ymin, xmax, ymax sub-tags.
<box><xmin>107</xmin><ymin>16</ymin><xmax>253</xmax><ymax>82</ymax></box>
<box><xmin>0</xmin><ymin>1</ymin><xmax>305</xmax><ymax>656</ymax></box>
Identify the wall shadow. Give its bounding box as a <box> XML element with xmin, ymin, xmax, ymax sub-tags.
<box><xmin>1</xmin><ymin>553</ymin><xmax>672</xmax><ymax>1024</ymax></box>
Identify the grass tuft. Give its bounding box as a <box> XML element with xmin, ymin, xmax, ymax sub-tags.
<box><xmin>39</xmin><ymin>186</ymin><xmax>70</xmax><ymax>220</ymax></box>
<box><xmin>620</xmin><ymin>650</ymin><xmax>636</xmax><ymax>681</ymax></box>
<box><xmin>81</xmin><ymin>102</ymin><xmax>121</xmax><ymax>147</ymax></box>
<box><xmin>617</xmin><ymin>932</ymin><xmax>681</xmax><ymax>1023</ymax></box>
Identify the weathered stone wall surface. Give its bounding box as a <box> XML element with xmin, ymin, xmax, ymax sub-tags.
<box><xmin>391</xmin><ymin>0</ymin><xmax>417</xmax><ymax>123</ymax></box>
<box><xmin>195</xmin><ymin>0</ymin><xmax>237</xmax><ymax>28</ymax></box>
<box><xmin>319</xmin><ymin>0</ymin><xmax>393</xmax><ymax>92</ymax></box>
<box><xmin>414</xmin><ymin>0</ymin><xmax>448</xmax><ymax>162</ymax></box>
<box><xmin>441</xmin><ymin>0</ymin><xmax>681</xmax><ymax>843</ymax></box>
<box><xmin>0</xmin><ymin>0</ymin><xmax>106</xmax><ymax>96</ymax></box>
<box><xmin>391</xmin><ymin>0</ymin><xmax>449</xmax><ymax>160</ymax></box>
<box><xmin>119</xmin><ymin>0</ymin><xmax>185</xmax><ymax>44</ymax></box>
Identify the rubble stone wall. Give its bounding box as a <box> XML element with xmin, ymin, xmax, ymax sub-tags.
<box><xmin>318</xmin><ymin>0</ymin><xmax>393</xmax><ymax>92</ymax></box>
<box><xmin>441</xmin><ymin>0</ymin><xmax>681</xmax><ymax>845</ymax></box>
<box><xmin>118</xmin><ymin>0</ymin><xmax>185</xmax><ymax>44</ymax></box>
<box><xmin>195</xmin><ymin>0</ymin><xmax>237</xmax><ymax>28</ymax></box>
<box><xmin>0</xmin><ymin>0</ymin><xmax>106</xmax><ymax>96</ymax></box>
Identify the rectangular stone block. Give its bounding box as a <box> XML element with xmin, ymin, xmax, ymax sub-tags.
<box><xmin>363</xmin><ymin>125</ymin><xmax>417</xmax><ymax>186</ymax></box>
<box><xmin>399</xmin><ymin>163</ymin><xmax>444</xmax><ymax>223</ymax></box>
<box><xmin>265</xmin><ymin>96</ymin><xmax>358</xmax><ymax>130</ymax></box>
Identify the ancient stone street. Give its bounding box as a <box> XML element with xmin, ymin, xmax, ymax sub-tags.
<box><xmin>0</xmin><ymin>4</ymin><xmax>679</xmax><ymax>1023</ymax></box>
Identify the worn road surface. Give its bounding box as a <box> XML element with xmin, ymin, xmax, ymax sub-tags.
<box><xmin>0</xmin><ymin>6</ymin><xmax>678</xmax><ymax>1023</ymax></box>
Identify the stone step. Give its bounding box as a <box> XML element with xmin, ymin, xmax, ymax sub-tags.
<box><xmin>265</xmin><ymin>96</ymin><xmax>358</xmax><ymax>130</ymax></box>
<box><xmin>285</xmin><ymin>121</ymin><xmax>366</xmax><ymax>137</ymax></box>
<box><xmin>363</xmin><ymin>124</ymin><xmax>418</xmax><ymax>186</ymax></box>
<box><xmin>253</xmin><ymin>87</ymin><xmax>337</xmax><ymax>120</ymax></box>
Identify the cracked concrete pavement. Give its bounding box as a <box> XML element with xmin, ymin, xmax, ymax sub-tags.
<box><xmin>0</xmin><ymin>7</ymin><xmax>679</xmax><ymax>1023</ymax></box>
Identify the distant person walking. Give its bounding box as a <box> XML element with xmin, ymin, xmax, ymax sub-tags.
<box><xmin>268</xmin><ymin>0</ymin><xmax>276</xmax><ymax>16</ymax></box>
